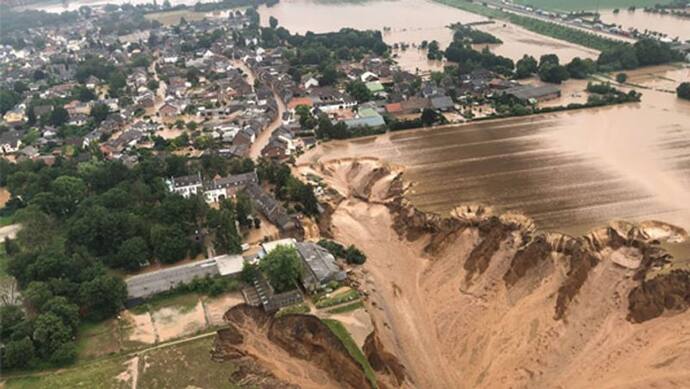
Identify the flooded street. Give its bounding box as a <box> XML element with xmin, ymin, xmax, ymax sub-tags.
<box><xmin>300</xmin><ymin>66</ymin><xmax>690</xmax><ymax>235</ymax></box>
<box><xmin>259</xmin><ymin>0</ymin><xmax>598</xmax><ymax>72</ymax></box>
<box><xmin>598</xmin><ymin>9</ymin><xmax>690</xmax><ymax>41</ymax></box>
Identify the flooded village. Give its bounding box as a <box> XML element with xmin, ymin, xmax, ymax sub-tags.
<box><xmin>1</xmin><ymin>0</ymin><xmax>690</xmax><ymax>387</ymax></box>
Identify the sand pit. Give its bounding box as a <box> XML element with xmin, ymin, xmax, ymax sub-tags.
<box><xmin>151</xmin><ymin>301</ymin><xmax>207</xmax><ymax>342</ymax></box>
<box><xmin>297</xmin><ymin>158</ymin><xmax>690</xmax><ymax>389</ymax></box>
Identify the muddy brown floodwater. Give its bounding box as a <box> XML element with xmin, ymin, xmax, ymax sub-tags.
<box><xmin>259</xmin><ymin>0</ymin><xmax>598</xmax><ymax>72</ymax></box>
<box><xmin>598</xmin><ymin>9</ymin><xmax>690</xmax><ymax>41</ymax></box>
<box><xmin>300</xmin><ymin>66</ymin><xmax>690</xmax><ymax>237</ymax></box>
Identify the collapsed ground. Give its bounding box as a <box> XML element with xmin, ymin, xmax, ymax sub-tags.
<box><xmin>244</xmin><ymin>157</ymin><xmax>690</xmax><ymax>389</ymax></box>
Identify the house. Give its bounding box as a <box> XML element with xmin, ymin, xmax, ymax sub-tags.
<box><xmin>296</xmin><ymin>242</ymin><xmax>347</xmax><ymax>292</ymax></box>
<box><xmin>159</xmin><ymin>102</ymin><xmax>179</xmax><ymax>120</ymax></box>
<box><xmin>309</xmin><ymin>87</ymin><xmax>356</xmax><ymax>112</ymax></box>
<box><xmin>287</xmin><ymin>96</ymin><xmax>314</xmax><ymax>112</ymax></box>
<box><xmin>0</xmin><ymin>130</ymin><xmax>24</xmax><ymax>154</ymax></box>
<box><xmin>303</xmin><ymin>76</ymin><xmax>319</xmax><ymax>89</ymax></box>
<box><xmin>365</xmin><ymin>81</ymin><xmax>385</xmax><ymax>95</ymax></box>
<box><xmin>245</xmin><ymin>183</ymin><xmax>297</xmax><ymax>231</ymax></box>
<box><xmin>258</xmin><ymin>238</ymin><xmax>297</xmax><ymax>259</ymax></box>
<box><xmin>233</xmin><ymin>128</ymin><xmax>256</xmax><ymax>146</ymax></box>
<box><xmin>167</xmin><ymin>173</ymin><xmax>203</xmax><ymax>198</ymax></box>
<box><xmin>3</xmin><ymin>108</ymin><xmax>26</xmax><ymax>126</ymax></box>
<box><xmin>502</xmin><ymin>84</ymin><xmax>561</xmax><ymax>103</ymax></box>
<box><xmin>430</xmin><ymin>95</ymin><xmax>454</xmax><ymax>111</ymax></box>
<box><xmin>203</xmin><ymin>171</ymin><xmax>259</xmax><ymax>203</ymax></box>
<box><xmin>241</xmin><ymin>272</ymin><xmax>304</xmax><ymax>312</ymax></box>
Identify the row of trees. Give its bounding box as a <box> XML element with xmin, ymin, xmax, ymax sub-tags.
<box><xmin>596</xmin><ymin>38</ymin><xmax>682</xmax><ymax>71</ymax></box>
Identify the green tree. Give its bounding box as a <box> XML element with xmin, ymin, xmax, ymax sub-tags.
<box><xmin>269</xmin><ymin>16</ymin><xmax>278</xmax><ymax>29</ymax></box>
<box><xmin>565</xmin><ymin>57</ymin><xmax>595</xmax><ymax>79</ymax></box>
<box><xmin>2</xmin><ymin>337</ymin><xmax>35</xmax><ymax>369</ymax></box>
<box><xmin>538</xmin><ymin>63</ymin><xmax>570</xmax><ymax>84</ymax></box>
<box><xmin>150</xmin><ymin>224</ymin><xmax>189</xmax><ymax>263</ymax></box>
<box><xmin>49</xmin><ymin>106</ymin><xmax>69</xmax><ymax>126</ymax></box>
<box><xmin>79</xmin><ymin>274</ymin><xmax>127</xmax><ymax>320</ymax></box>
<box><xmin>0</xmin><ymin>88</ymin><xmax>20</xmax><ymax>115</ymax></box>
<box><xmin>346</xmin><ymin>80</ymin><xmax>372</xmax><ymax>103</ymax></box>
<box><xmin>0</xmin><ymin>305</ymin><xmax>25</xmax><ymax>339</ymax></box>
<box><xmin>24</xmin><ymin>281</ymin><xmax>54</xmax><ymax>311</ymax></box>
<box><xmin>344</xmin><ymin>245</ymin><xmax>367</xmax><ymax>265</ymax></box>
<box><xmin>677</xmin><ymin>82</ymin><xmax>690</xmax><ymax>100</ymax></box>
<box><xmin>44</xmin><ymin>296</ymin><xmax>80</xmax><ymax>334</ymax></box>
<box><xmin>90</xmin><ymin>103</ymin><xmax>110</xmax><ymax>124</ymax></box>
<box><xmin>208</xmin><ymin>207</ymin><xmax>242</xmax><ymax>254</ymax></box>
<box><xmin>259</xmin><ymin>245</ymin><xmax>302</xmax><ymax>293</ymax></box>
<box><xmin>515</xmin><ymin>55</ymin><xmax>537</xmax><ymax>79</ymax></box>
<box><xmin>32</xmin><ymin>313</ymin><xmax>71</xmax><ymax>359</ymax></box>
<box><xmin>51</xmin><ymin>176</ymin><xmax>87</xmax><ymax>217</ymax></box>
<box><xmin>616</xmin><ymin>73</ymin><xmax>628</xmax><ymax>83</ymax></box>
<box><xmin>115</xmin><ymin>237</ymin><xmax>149</xmax><ymax>271</ymax></box>
<box><xmin>235</xmin><ymin>191</ymin><xmax>253</xmax><ymax>228</ymax></box>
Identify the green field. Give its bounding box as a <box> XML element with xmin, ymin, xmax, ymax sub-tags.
<box><xmin>326</xmin><ymin>300</ymin><xmax>365</xmax><ymax>314</ymax></box>
<box><xmin>513</xmin><ymin>0</ymin><xmax>673</xmax><ymax>11</ymax></box>
<box><xmin>136</xmin><ymin>337</ymin><xmax>240</xmax><ymax>388</ymax></box>
<box><xmin>4</xmin><ymin>357</ymin><xmax>131</xmax><ymax>389</ymax></box>
<box><xmin>5</xmin><ymin>337</ymin><xmax>238</xmax><ymax>389</ymax></box>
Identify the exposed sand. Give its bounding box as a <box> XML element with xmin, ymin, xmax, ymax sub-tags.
<box><xmin>225</xmin><ymin>308</ymin><xmax>346</xmax><ymax>389</ymax></box>
<box><xmin>123</xmin><ymin>311</ymin><xmax>157</xmax><ymax>345</ymax></box>
<box><xmin>324</xmin><ymin>307</ymin><xmax>374</xmax><ymax>349</ymax></box>
<box><xmin>301</xmin><ymin>159</ymin><xmax>690</xmax><ymax>389</ymax></box>
<box><xmin>152</xmin><ymin>301</ymin><xmax>207</xmax><ymax>342</ymax></box>
<box><xmin>203</xmin><ymin>292</ymin><xmax>245</xmax><ymax>326</ymax></box>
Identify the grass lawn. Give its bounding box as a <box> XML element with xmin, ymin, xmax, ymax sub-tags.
<box><xmin>129</xmin><ymin>291</ymin><xmax>200</xmax><ymax>315</ymax></box>
<box><xmin>4</xmin><ymin>357</ymin><xmax>131</xmax><ymax>389</ymax></box>
<box><xmin>75</xmin><ymin>319</ymin><xmax>123</xmax><ymax>360</ymax></box>
<box><xmin>137</xmin><ymin>337</ymin><xmax>240</xmax><ymax>389</ymax></box>
<box><xmin>512</xmin><ymin>0</ymin><xmax>672</xmax><ymax>11</ymax></box>
<box><xmin>326</xmin><ymin>300</ymin><xmax>365</xmax><ymax>314</ymax></box>
<box><xmin>321</xmin><ymin>318</ymin><xmax>377</xmax><ymax>389</ymax></box>
<box><xmin>276</xmin><ymin>302</ymin><xmax>311</xmax><ymax>318</ymax></box>
<box><xmin>0</xmin><ymin>214</ymin><xmax>14</xmax><ymax>226</ymax></box>
<box><xmin>315</xmin><ymin>289</ymin><xmax>360</xmax><ymax>309</ymax></box>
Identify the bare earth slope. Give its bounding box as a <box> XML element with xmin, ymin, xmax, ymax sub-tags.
<box><xmin>298</xmin><ymin>158</ymin><xmax>690</xmax><ymax>389</ymax></box>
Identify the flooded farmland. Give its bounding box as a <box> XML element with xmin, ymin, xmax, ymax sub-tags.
<box><xmin>300</xmin><ymin>66</ymin><xmax>690</xmax><ymax>236</ymax></box>
<box><xmin>258</xmin><ymin>0</ymin><xmax>598</xmax><ymax>72</ymax></box>
<box><xmin>598</xmin><ymin>9</ymin><xmax>690</xmax><ymax>41</ymax></box>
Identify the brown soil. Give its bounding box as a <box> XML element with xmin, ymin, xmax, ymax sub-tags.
<box><xmin>296</xmin><ymin>158</ymin><xmax>690</xmax><ymax>389</ymax></box>
<box><xmin>213</xmin><ymin>305</ymin><xmax>372</xmax><ymax>389</ymax></box>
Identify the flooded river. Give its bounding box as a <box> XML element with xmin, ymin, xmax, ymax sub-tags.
<box><xmin>598</xmin><ymin>9</ymin><xmax>690</xmax><ymax>41</ymax></box>
<box><xmin>301</xmin><ymin>66</ymin><xmax>690</xmax><ymax>237</ymax></box>
<box><xmin>258</xmin><ymin>0</ymin><xmax>598</xmax><ymax>72</ymax></box>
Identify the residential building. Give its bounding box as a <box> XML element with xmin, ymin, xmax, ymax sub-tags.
<box><xmin>296</xmin><ymin>242</ymin><xmax>347</xmax><ymax>292</ymax></box>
